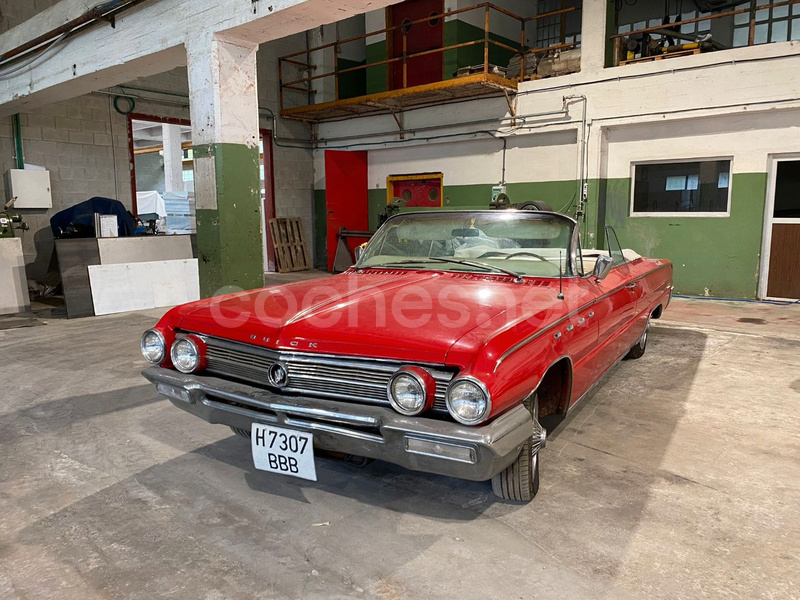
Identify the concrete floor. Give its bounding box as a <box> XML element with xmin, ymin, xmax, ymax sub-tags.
<box><xmin>1</xmin><ymin>299</ymin><xmax>798</xmax><ymax>599</ymax></box>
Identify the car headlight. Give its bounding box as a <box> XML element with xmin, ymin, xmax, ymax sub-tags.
<box><xmin>141</xmin><ymin>329</ymin><xmax>166</xmax><ymax>364</ymax></box>
<box><xmin>170</xmin><ymin>337</ymin><xmax>201</xmax><ymax>373</ymax></box>
<box><xmin>446</xmin><ymin>377</ymin><xmax>491</xmax><ymax>425</ymax></box>
<box><xmin>388</xmin><ymin>369</ymin><xmax>432</xmax><ymax>415</ymax></box>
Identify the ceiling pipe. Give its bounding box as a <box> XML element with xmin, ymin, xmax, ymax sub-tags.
<box><xmin>0</xmin><ymin>0</ymin><xmax>151</xmax><ymax>67</ymax></box>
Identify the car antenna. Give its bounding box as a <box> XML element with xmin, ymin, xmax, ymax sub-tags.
<box><xmin>557</xmin><ymin>251</ymin><xmax>565</xmax><ymax>300</ymax></box>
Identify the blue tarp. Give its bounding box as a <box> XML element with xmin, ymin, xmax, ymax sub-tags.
<box><xmin>50</xmin><ymin>197</ymin><xmax>137</xmax><ymax>238</ymax></box>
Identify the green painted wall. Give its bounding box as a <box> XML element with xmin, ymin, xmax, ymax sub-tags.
<box><xmin>368</xmin><ymin>189</ymin><xmax>386</xmax><ymax>232</ymax></box>
<box><xmin>337</xmin><ymin>57</ymin><xmax>367</xmax><ymax>99</ymax></box>
<box><xmin>194</xmin><ymin>143</ymin><xmax>263</xmax><ymax>297</ymax></box>
<box><xmin>444</xmin><ymin>20</ymin><xmax>519</xmax><ymax>80</ymax></box>
<box><xmin>356</xmin><ymin>174</ymin><xmax>767</xmax><ymax>298</ymax></box>
<box><xmin>601</xmin><ymin>173</ymin><xmax>767</xmax><ymax>299</ymax></box>
<box><xmin>368</xmin><ymin>180</ymin><xmax>581</xmax><ymax>228</ymax></box>
<box><xmin>314</xmin><ymin>189</ymin><xmax>327</xmax><ymax>269</ymax></box>
<box><xmin>366</xmin><ymin>41</ymin><xmax>388</xmax><ymax>94</ymax></box>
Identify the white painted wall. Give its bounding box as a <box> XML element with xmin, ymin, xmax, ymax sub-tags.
<box><xmin>365</xmin><ymin>9</ymin><xmax>386</xmax><ymax>44</ymax></box>
<box><xmin>337</xmin><ymin>14</ymin><xmax>367</xmax><ymax>62</ymax></box>
<box><xmin>366</xmin><ymin>129</ymin><xmax>579</xmax><ymax>188</ymax></box>
<box><xmin>603</xmin><ymin>110</ymin><xmax>800</xmax><ymax>178</ymax></box>
<box><xmin>315</xmin><ymin>38</ymin><xmax>800</xmax><ymax>196</ymax></box>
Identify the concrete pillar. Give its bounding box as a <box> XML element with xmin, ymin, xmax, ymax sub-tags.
<box><xmin>162</xmin><ymin>123</ymin><xmax>185</xmax><ymax>193</ymax></box>
<box><xmin>186</xmin><ymin>34</ymin><xmax>263</xmax><ymax>297</ymax></box>
<box><xmin>580</xmin><ymin>0</ymin><xmax>614</xmax><ymax>74</ymax></box>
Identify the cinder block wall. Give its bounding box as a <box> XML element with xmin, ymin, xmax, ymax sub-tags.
<box><xmin>257</xmin><ymin>37</ymin><xmax>315</xmax><ymax>260</ymax></box>
<box><xmin>1</xmin><ymin>96</ymin><xmax>132</xmax><ymax>279</ymax></box>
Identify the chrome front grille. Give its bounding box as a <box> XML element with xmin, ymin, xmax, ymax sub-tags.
<box><xmin>199</xmin><ymin>335</ymin><xmax>454</xmax><ymax>413</ymax></box>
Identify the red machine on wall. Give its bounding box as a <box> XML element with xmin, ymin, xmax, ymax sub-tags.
<box><xmin>387</xmin><ymin>172</ymin><xmax>443</xmax><ymax>208</ymax></box>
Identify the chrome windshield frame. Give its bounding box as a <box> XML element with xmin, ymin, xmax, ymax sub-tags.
<box><xmin>357</xmin><ymin>210</ymin><xmax>580</xmax><ymax>278</ymax></box>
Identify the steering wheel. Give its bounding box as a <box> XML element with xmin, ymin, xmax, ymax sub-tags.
<box><xmin>477</xmin><ymin>251</ymin><xmax>549</xmax><ymax>262</ymax></box>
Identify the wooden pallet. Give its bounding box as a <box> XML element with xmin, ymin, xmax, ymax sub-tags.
<box><xmin>269</xmin><ymin>217</ymin><xmax>310</xmax><ymax>273</ymax></box>
<box><xmin>620</xmin><ymin>48</ymin><xmax>702</xmax><ymax>65</ymax></box>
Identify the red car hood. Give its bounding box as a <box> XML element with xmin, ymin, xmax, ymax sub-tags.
<box><xmin>174</xmin><ymin>270</ymin><xmax>569</xmax><ymax>365</ymax></box>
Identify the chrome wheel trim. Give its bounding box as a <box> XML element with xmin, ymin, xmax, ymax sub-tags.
<box><xmin>640</xmin><ymin>320</ymin><xmax>650</xmax><ymax>349</ymax></box>
<box><xmin>530</xmin><ymin>393</ymin><xmax>546</xmax><ymax>461</ymax></box>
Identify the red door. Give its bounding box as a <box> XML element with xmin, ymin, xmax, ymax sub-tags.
<box><xmin>324</xmin><ymin>150</ymin><xmax>369</xmax><ymax>272</ymax></box>
<box><xmin>390</xmin><ymin>0</ymin><xmax>444</xmax><ymax>89</ymax></box>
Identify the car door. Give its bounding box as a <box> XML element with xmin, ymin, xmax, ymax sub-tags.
<box><xmin>591</xmin><ymin>227</ymin><xmax>643</xmax><ymax>375</ymax></box>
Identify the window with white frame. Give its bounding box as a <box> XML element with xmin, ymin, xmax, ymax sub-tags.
<box><xmin>632</xmin><ymin>160</ymin><xmax>731</xmax><ymax>215</ymax></box>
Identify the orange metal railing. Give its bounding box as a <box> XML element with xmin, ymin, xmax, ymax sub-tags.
<box><xmin>278</xmin><ymin>2</ymin><xmax>581</xmax><ymax>112</ymax></box>
<box><xmin>610</xmin><ymin>0</ymin><xmax>800</xmax><ymax>64</ymax></box>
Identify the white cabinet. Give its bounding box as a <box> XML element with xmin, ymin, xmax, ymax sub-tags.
<box><xmin>6</xmin><ymin>169</ymin><xmax>52</xmax><ymax>209</ymax></box>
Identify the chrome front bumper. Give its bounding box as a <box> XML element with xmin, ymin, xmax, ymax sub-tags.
<box><xmin>142</xmin><ymin>366</ymin><xmax>534</xmax><ymax>481</ymax></box>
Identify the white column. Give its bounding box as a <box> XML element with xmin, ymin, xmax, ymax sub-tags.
<box><xmin>186</xmin><ymin>33</ymin><xmax>260</xmax><ymax>150</ymax></box>
<box><xmin>579</xmin><ymin>0</ymin><xmax>610</xmax><ymax>75</ymax></box>
<box><xmin>185</xmin><ymin>33</ymin><xmax>264</xmax><ymax>295</ymax></box>
<box><xmin>162</xmin><ymin>123</ymin><xmax>184</xmax><ymax>193</ymax></box>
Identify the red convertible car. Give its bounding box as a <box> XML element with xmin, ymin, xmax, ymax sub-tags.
<box><xmin>141</xmin><ymin>211</ymin><xmax>672</xmax><ymax>501</ymax></box>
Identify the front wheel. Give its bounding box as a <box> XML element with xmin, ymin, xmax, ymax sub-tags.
<box><xmin>491</xmin><ymin>393</ymin><xmax>545</xmax><ymax>502</ymax></box>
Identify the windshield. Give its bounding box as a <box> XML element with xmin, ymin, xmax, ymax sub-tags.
<box><xmin>357</xmin><ymin>211</ymin><xmax>575</xmax><ymax>277</ymax></box>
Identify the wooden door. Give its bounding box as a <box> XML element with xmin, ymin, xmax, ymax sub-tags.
<box><xmin>324</xmin><ymin>150</ymin><xmax>369</xmax><ymax>272</ymax></box>
<box><xmin>766</xmin><ymin>160</ymin><xmax>800</xmax><ymax>299</ymax></box>
<box><xmin>390</xmin><ymin>0</ymin><xmax>444</xmax><ymax>89</ymax></box>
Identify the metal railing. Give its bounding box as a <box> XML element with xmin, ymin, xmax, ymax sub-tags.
<box><xmin>611</xmin><ymin>0</ymin><xmax>800</xmax><ymax>64</ymax></box>
<box><xmin>278</xmin><ymin>2</ymin><xmax>581</xmax><ymax>111</ymax></box>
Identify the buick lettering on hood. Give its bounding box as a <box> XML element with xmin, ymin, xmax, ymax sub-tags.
<box><xmin>141</xmin><ymin>210</ymin><xmax>672</xmax><ymax>501</ymax></box>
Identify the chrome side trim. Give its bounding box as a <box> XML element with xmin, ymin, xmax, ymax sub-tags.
<box><xmin>493</xmin><ymin>262</ymin><xmax>672</xmax><ymax>371</ymax></box>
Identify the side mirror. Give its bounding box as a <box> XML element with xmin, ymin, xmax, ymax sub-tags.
<box><xmin>592</xmin><ymin>255</ymin><xmax>613</xmax><ymax>281</ymax></box>
<box><xmin>354</xmin><ymin>244</ymin><xmax>365</xmax><ymax>262</ymax></box>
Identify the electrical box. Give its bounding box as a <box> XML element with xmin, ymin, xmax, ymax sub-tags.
<box><xmin>6</xmin><ymin>169</ymin><xmax>52</xmax><ymax>209</ymax></box>
<box><xmin>491</xmin><ymin>185</ymin><xmax>506</xmax><ymax>203</ymax></box>
<box><xmin>387</xmin><ymin>173</ymin><xmax>443</xmax><ymax>208</ymax></box>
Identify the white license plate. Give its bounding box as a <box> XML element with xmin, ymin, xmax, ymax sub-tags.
<box><xmin>251</xmin><ymin>423</ymin><xmax>316</xmax><ymax>481</ymax></box>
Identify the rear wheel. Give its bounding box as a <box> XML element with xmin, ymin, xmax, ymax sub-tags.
<box><xmin>491</xmin><ymin>393</ymin><xmax>546</xmax><ymax>502</ymax></box>
<box><xmin>626</xmin><ymin>317</ymin><xmax>650</xmax><ymax>359</ymax></box>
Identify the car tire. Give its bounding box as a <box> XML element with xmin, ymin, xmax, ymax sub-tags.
<box><xmin>491</xmin><ymin>393</ymin><xmax>545</xmax><ymax>502</ymax></box>
<box><xmin>626</xmin><ymin>317</ymin><xmax>650</xmax><ymax>359</ymax></box>
<box><xmin>513</xmin><ymin>200</ymin><xmax>553</xmax><ymax>212</ymax></box>
<box><xmin>230</xmin><ymin>427</ymin><xmax>251</xmax><ymax>438</ymax></box>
